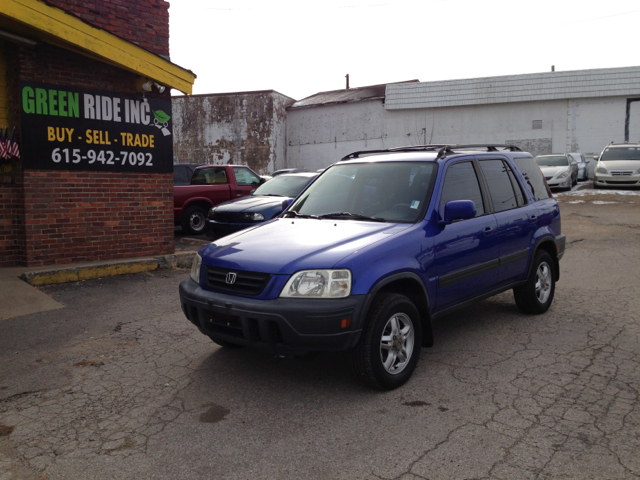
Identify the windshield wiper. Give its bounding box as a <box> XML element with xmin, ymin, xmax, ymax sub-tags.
<box><xmin>318</xmin><ymin>212</ymin><xmax>385</xmax><ymax>222</ymax></box>
<box><xmin>284</xmin><ymin>211</ymin><xmax>319</xmax><ymax>219</ymax></box>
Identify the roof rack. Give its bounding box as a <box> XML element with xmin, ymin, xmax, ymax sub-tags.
<box><xmin>433</xmin><ymin>144</ymin><xmax>523</xmax><ymax>160</ymax></box>
<box><xmin>340</xmin><ymin>144</ymin><xmax>523</xmax><ymax>161</ymax></box>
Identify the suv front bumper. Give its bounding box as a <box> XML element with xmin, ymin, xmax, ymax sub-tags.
<box><xmin>179</xmin><ymin>279</ymin><xmax>367</xmax><ymax>354</ymax></box>
<box><xmin>594</xmin><ymin>173</ymin><xmax>640</xmax><ymax>187</ymax></box>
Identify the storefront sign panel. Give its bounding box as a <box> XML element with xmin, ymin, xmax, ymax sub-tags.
<box><xmin>20</xmin><ymin>82</ymin><xmax>172</xmax><ymax>173</ymax></box>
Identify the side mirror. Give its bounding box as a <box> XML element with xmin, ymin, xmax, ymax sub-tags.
<box><xmin>439</xmin><ymin>200</ymin><xmax>476</xmax><ymax>225</ymax></box>
<box><xmin>259</xmin><ymin>177</ymin><xmax>267</xmax><ymax>184</ymax></box>
<box><xmin>585</xmin><ymin>158</ymin><xmax>591</xmax><ymax>164</ymax></box>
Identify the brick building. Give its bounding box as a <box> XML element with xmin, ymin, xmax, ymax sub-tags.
<box><xmin>0</xmin><ymin>0</ymin><xmax>195</xmax><ymax>267</ymax></box>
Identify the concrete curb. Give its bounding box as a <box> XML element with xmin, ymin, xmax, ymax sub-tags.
<box><xmin>20</xmin><ymin>252</ymin><xmax>196</xmax><ymax>286</ymax></box>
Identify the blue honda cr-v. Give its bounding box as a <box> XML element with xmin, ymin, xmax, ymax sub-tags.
<box><xmin>179</xmin><ymin>144</ymin><xmax>565</xmax><ymax>390</ymax></box>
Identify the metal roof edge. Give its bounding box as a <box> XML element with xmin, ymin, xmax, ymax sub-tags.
<box><xmin>386</xmin><ymin>67</ymin><xmax>640</xmax><ymax>92</ymax></box>
<box><xmin>287</xmin><ymin>96</ymin><xmax>385</xmax><ymax>110</ymax></box>
<box><xmin>172</xmin><ymin>89</ymin><xmax>296</xmax><ymax>101</ymax></box>
<box><xmin>385</xmin><ymin>66</ymin><xmax>640</xmax><ymax>110</ymax></box>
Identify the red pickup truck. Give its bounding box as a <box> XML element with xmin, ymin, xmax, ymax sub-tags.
<box><xmin>174</xmin><ymin>165</ymin><xmax>264</xmax><ymax>234</ymax></box>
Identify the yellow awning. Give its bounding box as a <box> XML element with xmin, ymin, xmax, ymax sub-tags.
<box><xmin>1</xmin><ymin>0</ymin><xmax>195</xmax><ymax>94</ymax></box>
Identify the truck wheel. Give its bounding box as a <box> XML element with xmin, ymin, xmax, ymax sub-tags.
<box><xmin>182</xmin><ymin>205</ymin><xmax>207</xmax><ymax>235</ymax></box>
<box><xmin>351</xmin><ymin>293</ymin><xmax>421</xmax><ymax>390</ymax></box>
<box><xmin>513</xmin><ymin>250</ymin><xmax>555</xmax><ymax>314</ymax></box>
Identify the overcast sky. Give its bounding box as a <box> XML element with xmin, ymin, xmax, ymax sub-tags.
<box><xmin>169</xmin><ymin>0</ymin><xmax>640</xmax><ymax>100</ymax></box>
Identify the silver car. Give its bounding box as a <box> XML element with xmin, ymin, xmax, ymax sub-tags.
<box><xmin>594</xmin><ymin>143</ymin><xmax>640</xmax><ymax>188</ymax></box>
<box><xmin>568</xmin><ymin>152</ymin><xmax>590</xmax><ymax>181</ymax></box>
<box><xmin>534</xmin><ymin>154</ymin><xmax>578</xmax><ymax>190</ymax></box>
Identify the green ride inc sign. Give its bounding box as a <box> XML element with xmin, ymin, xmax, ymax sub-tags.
<box><xmin>20</xmin><ymin>81</ymin><xmax>173</xmax><ymax>173</ymax></box>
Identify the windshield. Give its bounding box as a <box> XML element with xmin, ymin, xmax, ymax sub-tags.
<box><xmin>535</xmin><ymin>155</ymin><xmax>568</xmax><ymax>167</ymax></box>
<box><xmin>285</xmin><ymin>162</ymin><xmax>436</xmax><ymax>223</ymax></box>
<box><xmin>600</xmin><ymin>146</ymin><xmax>640</xmax><ymax>161</ymax></box>
<box><xmin>252</xmin><ymin>175</ymin><xmax>315</xmax><ymax>197</ymax></box>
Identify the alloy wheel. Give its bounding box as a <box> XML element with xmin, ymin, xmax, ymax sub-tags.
<box><xmin>379</xmin><ymin>313</ymin><xmax>415</xmax><ymax>375</ymax></box>
<box><xmin>535</xmin><ymin>261</ymin><xmax>551</xmax><ymax>304</ymax></box>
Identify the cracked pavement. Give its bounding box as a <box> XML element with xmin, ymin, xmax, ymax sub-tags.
<box><xmin>1</xmin><ymin>193</ymin><xmax>639</xmax><ymax>479</ymax></box>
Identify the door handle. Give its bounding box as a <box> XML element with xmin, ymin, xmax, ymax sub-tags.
<box><xmin>482</xmin><ymin>226</ymin><xmax>493</xmax><ymax>236</ymax></box>
<box><xmin>528</xmin><ymin>214</ymin><xmax>537</xmax><ymax>223</ymax></box>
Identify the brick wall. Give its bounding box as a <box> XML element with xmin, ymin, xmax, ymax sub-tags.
<box><xmin>22</xmin><ymin>171</ymin><xmax>173</xmax><ymax>266</ymax></box>
<box><xmin>44</xmin><ymin>0</ymin><xmax>170</xmax><ymax>57</ymax></box>
<box><xmin>0</xmin><ymin>163</ymin><xmax>24</xmax><ymax>267</ymax></box>
<box><xmin>19</xmin><ymin>42</ymin><xmax>140</xmax><ymax>94</ymax></box>
<box><xmin>0</xmin><ymin>38</ymin><xmax>174</xmax><ymax>266</ymax></box>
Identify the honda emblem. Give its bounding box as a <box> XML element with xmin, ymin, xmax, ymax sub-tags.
<box><xmin>226</xmin><ymin>272</ymin><xmax>237</xmax><ymax>285</ymax></box>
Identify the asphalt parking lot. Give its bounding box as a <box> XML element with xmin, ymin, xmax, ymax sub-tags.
<box><xmin>1</xmin><ymin>184</ymin><xmax>639</xmax><ymax>480</ymax></box>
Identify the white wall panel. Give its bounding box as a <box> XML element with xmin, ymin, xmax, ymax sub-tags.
<box><xmin>286</xmin><ymin>96</ymin><xmax>632</xmax><ymax>170</ymax></box>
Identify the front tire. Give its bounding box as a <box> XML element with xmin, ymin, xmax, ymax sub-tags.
<box><xmin>352</xmin><ymin>293</ymin><xmax>421</xmax><ymax>390</ymax></box>
<box><xmin>182</xmin><ymin>205</ymin><xmax>208</xmax><ymax>235</ymax></box>
<box><xmin>513</xmin><ymin>250</ymin><xmax>555</xmax><ymax>314</ymax></box>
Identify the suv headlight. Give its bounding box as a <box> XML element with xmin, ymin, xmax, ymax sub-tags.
<box><xmin>281</xmin><ymin>269</ymin><xmax>351</xmax><ymax>298</ymax></box>
<box><xmin>596</xmin><ymin>164</ymin><xmax>609</xmax><ymax>175</ymax></box>
<box><xmin>190</xmin><ymin>253</ymin><xmax>202</xmax><ymax>283</ymax></box>
<box><xmin>239</xmin><ymin>213</ymin><xmax>265</xmax><ymax>221</ymax></box>
<box><xmin>557</xmin><ymin>170</ymin><xmax>570</xmax><ymax>178</ymax></box>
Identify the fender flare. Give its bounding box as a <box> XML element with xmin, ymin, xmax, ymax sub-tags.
<box><xmin>529</xmin><ymin>234</ymin><xmax>564</xmax><ymax>281</ymax></box>
<box><xmin>363</xmin><ymin>272</ymin><xmax>435</xmax><ymax>347</ymax></box>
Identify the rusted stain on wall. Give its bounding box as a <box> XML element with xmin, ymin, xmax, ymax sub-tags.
<box><xmin>173</xmin><ymin>91</ymin><xmax>294</xmax><ymax>174</ymax></box>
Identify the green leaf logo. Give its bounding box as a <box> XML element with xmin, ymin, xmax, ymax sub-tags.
<box><xmin>153</xmin><ymin>110</ymin><xmax>171</xmax><ymax>123</ymax></box>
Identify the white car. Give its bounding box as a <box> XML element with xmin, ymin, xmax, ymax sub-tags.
<box><xmin>534</xmin><ymin>154</ymin><xmax>578</xmax><ymax>190</ymax></box>
<box><xmin>594</xmin><ymin>143</ymin><xmax>640</xmax><ymax>188</ymax></box>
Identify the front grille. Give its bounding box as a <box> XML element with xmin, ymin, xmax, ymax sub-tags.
<box><xmin>605</xmin><ymin>180</ymin><xmax>638</xmax><ymax>185</ymax></box>
<box><xmin>212</xmin><ymin>211</ymin><xmax>238</xmax><ymax>223</ymax></box>
<box><xmin>610</xmin><ymin>170</ymin><xmax>634</xmax><ymax>176</ymax></box>
<box><xmin>204</xmin><ymin>266</ymin><xmax>272</xmax><ymax>296</ymax></box>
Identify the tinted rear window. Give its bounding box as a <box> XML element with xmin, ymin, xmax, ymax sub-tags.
<box><xmin>479</xmin><ymin>159</ymin><xmax>520</xmax><ymax>212</ymax></box>
<box><xmin>191</xmin><ymin>167</ymin><xmax>228</xmax><ymax>185</ymax></box>
<box><xmin>513</xmin><ymin>158</ymin><xmax>551</xmax><ymax>201</ymax></box>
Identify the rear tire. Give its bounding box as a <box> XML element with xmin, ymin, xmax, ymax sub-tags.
<box><xmin>182</xmin><ymin>205</ymin><xmax>208</xmax><ymax>235</ymax></box>
<box><xmin>351</xmin><ymin>293</ymin><xmax>421</xmax><ymax>390</ymax></box>
<box><xmin>513</xmin><ymin>250</ymin><xmax>555</xmax><ymax>314</ymax></box>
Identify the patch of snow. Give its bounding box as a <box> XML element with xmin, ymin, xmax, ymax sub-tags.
<box><xmin>592</xmin><ymin>201</ymin><xmax>618</xmax><ymax>204</ymax></box>
<box><xmin>554</xmin><ymin>183</ymin><xmax>640</xmax><ymax>197</ymax></box>
<box><xmin>567</xmin><ymin>200</ymin><xmax>585</xmax><ymax>204</ymax></box>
